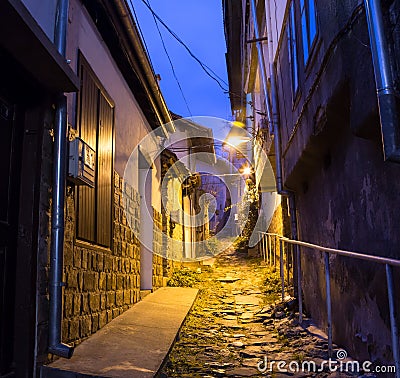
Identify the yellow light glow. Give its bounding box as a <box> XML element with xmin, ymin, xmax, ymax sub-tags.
<box><xmin>242</xmin><ymin>166</ymin><xmax>252</xmax><ymax>175</ymax></box>
<box><xmin>226</xmin><ymin>136</ymin><xmax>250</xmax><ymax>147</ymax></box>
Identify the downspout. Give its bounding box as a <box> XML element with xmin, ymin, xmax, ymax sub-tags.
<box><xmin>48</xmin><ymin>0</ymin><xmax>74</xmax><ymax>358</ymax></box>
<box><xmin>249</xmin><ymin>0</ymin><xmax>302</xmax><ymax>315</ymax></box>
<box><xmin>365</xmin><ymin>0</ymin><xmax>400</xmax><ymax>162</ymax></box>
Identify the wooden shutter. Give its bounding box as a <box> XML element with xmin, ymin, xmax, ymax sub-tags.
<box><xmin>76</xmin><ymin>56</ymin><xmax>114</xmax><ymax>247</ymax></box>
<box><xmin>77</xmin><ymin>67</ymin><xmax>97</xmax><ymax>242</ymax></box>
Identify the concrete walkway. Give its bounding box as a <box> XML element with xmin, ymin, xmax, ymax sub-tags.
<box><xmin>41</xmin><ymin>287</ymin><xmax>198</xmax><ymax>378</ymax></box>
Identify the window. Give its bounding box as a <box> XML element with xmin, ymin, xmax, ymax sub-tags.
<box><xmin>300</xmin><ymin>0</ymin><xmax>317</xmax><ymax>64</ymax></box>
<box><xmin>76</xmin><ymin>55</ymin><xmax>114</xmax><ymax>247</ymax></box>
<box><xmin>288</xmin><ymin>1</ymin><xmax>299</xmax><ymax>94</ymax></box>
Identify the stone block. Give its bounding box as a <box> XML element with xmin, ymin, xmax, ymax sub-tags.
<box><xmin>104</xmin><ymin>256</ymin><xmax>113</xmax><ymax>271</ymax></box>
<box><xmin>116</xmin><ymin>274</ymin><xmax>124</xmax><ymax>289</ymax></box>
<box><xmin>100</xmin><ymin>293</ymin><xmax>106</xmax><ymax>310</ymax></box>
<box><xmin>64</xmin><ymin>243</ymin><xmax>73</xmax><ymax>267</ymax></box>
<box><xmin>99</xmin><ymin>311</ymin><xmax>107</xmax><ymax>328</ymax></box>
<box><xmin>91</xmin><ymin>313</ymin><xmax>99</xmax><ymax>333</ymax></box>
<box><xmin>97</xmin><ymin>253</ymin><xmax>104</xmax><ymax>271</ymax></box>
<box><xmin>81</xmin><ymin>249</ymin><xmax>88</xmax><ymax>269</ymax></box>
<box><xmin>83</xmin><ymin>271</ymin><xmax>96</xmax><ymax>291</ymax></box>
<box><xmin>73</xmin><ymin>294</ymin><xmax>81</xmax><ymax>315</ymax></box>
<box><xmin>99</xmin><ymin>272</ymin><xmax>106</xmax><ymax>290</ymax></box>
<box><xmin>106</xmin><ymin>291</ymin><xmax>115</xmax><ymax>309</ymax></box>
<box><xmin>66</xmin><ymin>270</ymin><xmax>78</xmax><ymax>289</ymax></box>
<box><xmin>81</xmin><ymin>293</ymin><xmax>89</xmax><ymax>313</ymax></box>
<box><xmin>64</xmin><ymin>293</ymin><xmax>73</xmax><ymax>318</ymax></box>
<box><xmin>80</xmin><ymin>316</ymin><xmax>91</xmax><ymax>338</ymax></box>
<box><xmin>123</xmin><ymin>290</ymin><xmax>131</xmax><ymax>305</ymax></box>
<box><xmin>112</xmin><ymin>308</ymin><xmax>120</xmax><ymax>319</ymax></box>
<box><xmin>89</xmin><ymin>293</ymin><xmax>100</xmax><ymax>312</ymax></box>
<box><xmin>116</xmin><ymin>290</ymin><xmax>124</xmax><ymax>306</ymax></box>
<box><xmin>69</xmin><ymin>318</ymin><xmax>79</xmax><ymax>340</ymax></box>
<box><xmin>106</xmin><ymin>309</ymin><xmax>113</xmax><ymax>323</ymax></box>
<box><xmin>62</xmin><ymin>318</ymin><xmax>69</xmax><ymax>341</ymax></box>
<box><xmin>106</xmin><ymin>273</ymin><xmax>116</xmax><ymax>290</ymax></box>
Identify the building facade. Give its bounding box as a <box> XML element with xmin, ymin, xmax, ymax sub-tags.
<box><xmin>0</xmin><ymin>0</ymin><xmax>178</xmax><ymax>376</ymax></box>
<box><xmin>224</xmin><ymin>0</ymin><xmax>400</xmax><ymax>366</ymax></box>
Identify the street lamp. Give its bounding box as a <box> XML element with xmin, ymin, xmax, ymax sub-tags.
<box><xmin>224</xmin><ymin>121</ymin><xmax>251</xmax><ymax>148</ymax></box>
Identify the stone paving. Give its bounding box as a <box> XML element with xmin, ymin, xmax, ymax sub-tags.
<box><xmin>160</xmin><ymin>248</ymin><xmax>371</xmax><ymax>378</ymax></box>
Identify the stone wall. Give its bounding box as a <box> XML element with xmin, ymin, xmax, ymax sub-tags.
<box><xmin>61</xmin><ymin>172</ymin><xmax>141</xmax><ymax>346</ymax></box>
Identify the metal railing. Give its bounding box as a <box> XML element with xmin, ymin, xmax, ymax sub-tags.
<box><xmin>259</xmin><ymin>232</ymin><xmax>400</xmax><ymax>377</ymax></box>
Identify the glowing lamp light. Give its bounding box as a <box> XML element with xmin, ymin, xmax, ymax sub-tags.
<box><xmin>225</xmin><ymin>122</ymin><xmax>251</xmax><ymax>147</ymax></box>
<box><xmin>242</xmin><ymin>166</ymin><xmax>252</xmax><ymax>176</ymax></box>
<box><xmin>227</xmin><ymin>136</ymin><xmax>251</xmax><ymax>147</ymax></box>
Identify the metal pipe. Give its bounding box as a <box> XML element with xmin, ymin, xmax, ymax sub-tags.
<box><xmin>364</xmin><ymin>0</ymin><xmax>400</xmax><ymax>162</ymax></box>
<box><xmin>263</xmin><ymin>234</ymin><xmax>267</xmax><ymax>262</ymax></box>
<box><xmin>324</xmin><ymin>252</ymin><xmax>333</xmax><ymax>357</ymax></box>
<box><xmin>286</xmin><ymin>244</ymin><xmax>290</xmax><ymax>287</ymax></box>
<box><xmin>279</xmin><ymin>238</ymin><xmax>400</xmax><ymax>267</ymax></box>
<box><xmin>267</xmin><ymin>234</ymin><xmax>271</xmax><ymax>265</ymax></box>
<box><xmin>280</xmin><ymin>238</ymin><xmax>285</xmax><ymax>301</ymax></box>
<box><xmin>49</xmin><ymin>0</ymin><xmax>74</xmax><ymax>358</ymax></box>
<box><xmin>385</xmin><ymin>264</ymin><xmax>400</xmax><ymax>378</ymax></box>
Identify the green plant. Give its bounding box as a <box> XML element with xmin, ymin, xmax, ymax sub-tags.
<box><xmin>235</xmin><ymin>179</ymin><xmax>259</xmax><ymax>249</ymax></box>
<box><xmin>262</xmin><ymin>267</ymin><xmax>282</xmax><ymax>301</ymax></box>
<box><xmin>167</xmin><ymin>269</ymin><xmax>200</xmax><ymax>287</ymax></box>
<box><xmin>233</xmin><ymin>235</ymin><xmax>248</xmax><ymax>250</ymax></box>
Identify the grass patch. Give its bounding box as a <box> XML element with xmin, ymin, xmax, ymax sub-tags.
<box><xmin>167</xmin><ymin>269</ymin><xmax>200</xmax><ymax>288</ymax></box>
<box><xmin>261</xmin><ymin>266</ymin><xmax>282</xmax><ymax>302</ymax></box>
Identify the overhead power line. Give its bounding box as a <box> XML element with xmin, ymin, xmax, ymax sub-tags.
<box><xmin>130</xmin><ymin>0</ymin><xmax>262</xmax><ymax>116</ymax></box>
<box><xmin>138</xmin><ymin>0</ymin><xmax>230</xmax><ymax>92</ymax></box>
<box><xmin>143</xmin><ymin>0</ymin><xmax>193</xmax><ymax>117</ymax></box>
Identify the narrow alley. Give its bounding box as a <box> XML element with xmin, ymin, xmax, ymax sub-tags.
<box><xmin>161</xmin><ymin>248</ymin><xmax>350</xmax><ymax>378</ymax></box>
<box><xmin>1</xmin><ymin>0</ymin><xmax>400</xmax><ymax>377</ymax></box>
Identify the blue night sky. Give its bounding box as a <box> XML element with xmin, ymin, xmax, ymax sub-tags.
<box><xmin>130</xmin><ymin>0</ymin><xmax>232</xmax><ymax>120</ymax></box>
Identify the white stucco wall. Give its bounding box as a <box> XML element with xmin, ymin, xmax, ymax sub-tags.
<box><xmin>65</xmin><ymin>0</ymin><xmax>153</xmax><ymax>176</ymax></box>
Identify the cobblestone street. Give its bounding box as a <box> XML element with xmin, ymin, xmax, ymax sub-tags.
<box><xmin>161</xmin><ymin>248</ymin><xmax>361</xmax><ymax>378</ymax></box>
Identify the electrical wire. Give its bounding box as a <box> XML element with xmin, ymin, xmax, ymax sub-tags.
<box><xmin>144</xmin><ymin>0</ymin><xmax>193</xmax><ymax>118</ymax></box>
<box><xmin>138</xmin><ymin>0</ymin><xmax>230</xmax><ymax>92</ymax></box>
<box><xmin>130</xmin><ymin>0</ymin><xmax>263</xmax><ymax>118</ymax></box>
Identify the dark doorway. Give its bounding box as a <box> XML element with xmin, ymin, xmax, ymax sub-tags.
<box><xmin>0</xmin><ymin>96</ymin><xmax>21</xmax><ymax>377</ymax></box>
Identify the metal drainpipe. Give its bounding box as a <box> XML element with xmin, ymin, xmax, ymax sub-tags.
<box><xmin>250</xmin><ymin>0</ymin><xmax>302</xmax><ymax>317</ymax></box>
<box><xmin>364</xmin><ymin>0</ymin><xmax>400</xmax><ymax>162</ymax></box>
<box><xmin>48</xmin><ymin>0</ymin><xmax>74</xmax><ymax>358</ymax></box>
